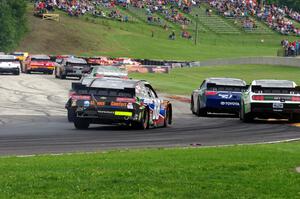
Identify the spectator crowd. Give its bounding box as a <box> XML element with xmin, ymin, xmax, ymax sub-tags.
<box><xmin>208</xmin><ymin>0</ymin><xmax>300</xmax><ymax>35</ymax></box>
<box><xmin>281</xmin><ymin>39</ymin><xmax>300</xmax><ymax>57</ymax></box>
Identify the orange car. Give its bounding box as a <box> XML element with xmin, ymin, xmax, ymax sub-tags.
<box><xmin>23</xmin><ymin>54</ymin><xmax>56</xmax><ymax>74</ymax></box>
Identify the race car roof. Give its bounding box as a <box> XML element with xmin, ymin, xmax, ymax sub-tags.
<box><xmin>252</xmin><ymin>80</ymin><xmax>296</xmax><ymax>88</ymax></box>
<box><xmin>0</xmin><ymin>55</ymin><xmax>16</xmax><ymax>60</ymax></box>
<box><xmin>89</xmin><ymin>78</ymin><xmax>139</xmax><ymax>89</ymax></box>
<box><xmin>65</xmin><ymin>57</ymin><xmax>87</xmax><ymax>64</ymax></box>
<box><xmin>31</xmin><ymin>55</ymin><xmax>50</xmax><ymax>60</ymax></box>
<box><xmin>80</xmin><ymin>76</ymin><xmax>96</xmax><ymax>85</ymax></box>
<box><xmin>206</xmin><ymin>78</ymin><xmax>246</xmax><ymax>86</ymax></box>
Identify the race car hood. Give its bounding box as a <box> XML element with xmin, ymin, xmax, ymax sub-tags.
<box><xmin>30</xmin><ymin>61</ymin><xmax>55</xmax><ymax>67</ymax></box>
<box><xmin>0</xmin><ymin>61</ymin><xmax>20</xmax><ymax>69</ymax></box>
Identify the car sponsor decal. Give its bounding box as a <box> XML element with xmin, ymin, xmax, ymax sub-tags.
<box><xmin>218</xmin><ymin>94</ymin><xmax>233</xmax><ymax>99</ymax></box>
<box><xmin>114</xmin><ymin>111</ymin><xmax>132</xmax><ymax>117</ymax></box>
<box><xmin>220</xmin><ymin>101</ymin><xmax>239</xmax><ymax>106</ymax></box>
<box><xmin>111</xmin><ymin>102</ymin><xmax>127</xmax><ymax>107</ymax></box>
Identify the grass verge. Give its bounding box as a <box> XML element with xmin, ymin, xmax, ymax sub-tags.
<box><xmin>130</xmin><ymin>64</ymin><xmax>300</xmax><ymax>95</ymax></box>
<box><xmin>1</xmin><ymin>142</ymin><xmax>300</xmax><ymax>198</ymax></box>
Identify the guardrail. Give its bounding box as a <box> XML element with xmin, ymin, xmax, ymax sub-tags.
<box><xmin>189</xmin><ymin>57</ymin><xmax>300</xmax><ymax>68</ymax></box>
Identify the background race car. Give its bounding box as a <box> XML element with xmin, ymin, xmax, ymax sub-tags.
<box><xmin>23</xmin><ymin>54</ymin><xmax>55</xmax><ymax>74</ymax></box>
<box><xmin>240</xmin><ymin>80</ymin><xmax>300</xmax><ymax>122</ymax></box>
<box><xmin>70</xmin><ymin>78</ymin><xmax>172</xmax><ymax>130</ymax></box>
<box><xmin>55</xmin><ymin>57</ymin><xmax>91</xmax><ymax>79</ymax></box>
<box><xmin>0</xmin><ymin>55</ymin><xmax>21</xmax><ymax>75</ymax></box>
<box><xmin>191</xmin><ymin>78</ymin><xmax>247</xmax><ymax>116</ymax></box>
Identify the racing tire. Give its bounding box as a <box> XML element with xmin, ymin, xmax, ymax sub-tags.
<box><xmin>60</xmin><ymin>74</ymin><xmax>66</xmax><ymax>80</ymax></box>
<box><xmin>289</xmin><ymin>114</ymin><xmax>300</xmax><ymax>123</ymax></box>
<box><xmin>240</xmin><ymin>102</ymin><xmax>253</xmax><ymax>123</ymax></box>
<box><xmin>26</xmin><ymin>70</ymin><xmax>31</xmax><ymax>74</ymax></box>
<box><xmin>191</xmin><ymin>96</ymin><xmax>196</xmax><ymax>114</ymax></box>
<box><xmin>67</xmin><ymin>108</ymin><xmax>76</xmax><ymax>122</ymax></box>
<box><xmin>196</xmin><ymin>99</ymin><xmax>207</xmax><ymax>117</ymax></box>
<box><xmin>13</xmin><ymin>70</ymin><xmax>20</xmax><ymax>76</ymax></box>
<box><xmin>74</xmin><ymin>117</ymin><xmax>90</xmax><ymax>129</ymax></box>
<box><xmin>164</xmin><ymin>104</ymin><xmax>172</xmax><ymax>127</ymax></box>
<box><xmin>133</xmin><ymin>109</ymin><xmax>149</xmax><ymax>130</ymax></box>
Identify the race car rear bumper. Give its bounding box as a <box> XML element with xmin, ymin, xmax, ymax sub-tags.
<box><xmin>0</xmin><ymin>68</ymin><xmax>19</xmax><ymax>73</ymax></box>
<box><xmin>205</xmin><ymin>100</ymin><xmax>240</xmax><ymax>114</ymax></box>
<box><xmin>250</xmin><ymin>102</ymin><xmax>300</xmax><ymax>118</ymax></box>
<box><xmin>28</xmin><ymin>67</ymin><xmax>54</xmax><ymax>73</ymax></box>
<box><xmin>75</xmin><ymin>109</ymin><xmax>141</xmax><ymax>124</ymax></box>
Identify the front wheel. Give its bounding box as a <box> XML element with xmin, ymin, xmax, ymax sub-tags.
<box><xmin>74</xmin><ymin>117</ymin><xmax>90</xmax><ymax>129</ymax></box>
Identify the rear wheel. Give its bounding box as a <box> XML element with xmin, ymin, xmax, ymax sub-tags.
<box><xmin>196</xmin><ymin>99</ymin><xmax>207</xmax><ymax>117</ymax></box>
<box><xmin>13</xmin><ymin>70</ymin><xmax>20</xmax><ymax>75</ymax></box>
<box><xmin>134</xmin><ymin>109</ymin><xmax>149</xmax><ymax>130</ymax></box>
<box><xmin>289</xmin><ymin>114</ymin><xmax>300</xmax><ymax>123</ymax></box>
<box><xmin>164</xmin><ymin>105</ymin><xmax>172</xmax><ymax>127</ymax></box>
<box><xmin>74</xmin><ymin>117</ymin><xmax>90</xmax><ymax>129</ymax></box>
<box><xmin>240</xmin><ymin>101</ymin><xmax>253</xmax><ymax>123</ymax></box>
<box><xmin>191</xmin><ymin>96</ymin><xmax>196</xmax><ymax>114</ymax></box>
<box><xmin>67</xmin><ymin>108</ymin><xmax>76</xmax><ymax>122</ymax></box>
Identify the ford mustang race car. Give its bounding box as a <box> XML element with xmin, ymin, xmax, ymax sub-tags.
<box><xmin>55</xmin><ymin>57</ymin><xmax>91</xmax><ymax>79</ymax></box>
<box><xmin>23</xmin><ymin>55</ymin><xmax>55</xmax><ymax>74</ymax></box>
<box><xmin>0</xmin><ymin>55</ymin><xmax>21</xmax><ymax>75</ymax></box>
<box><xmin>89</xmin><ymin>65</ymin><xmax>128</xmax><ymax>79</ymax></box>
<box><xmin>240</xmin><ymin>80</ymin><xmax>300</xmax><ymax>122</ymax></box>
<box><xmin>70</xmin><ymin>78</ymin><xmax>172</xmax><ymax>129</ymax></box>
<box><xmin>191</xmin><ymin>78</ymin><xmax>247</xmax><ymax>116</ymax></box>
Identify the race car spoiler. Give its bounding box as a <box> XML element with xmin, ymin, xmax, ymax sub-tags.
<box><xmin>207</xmin><ymin>83</ymin><xmax>248</xmax><ymax>92</ymax></box>
<box><xmin>71</xmin><ymin>82</ymin><xmax>135</xmax><ymax>97</ymax></box>
<box><xmin>251</xmin><ymin>85</ymin><xmax>300</xmax><ymax>94</ymax></box>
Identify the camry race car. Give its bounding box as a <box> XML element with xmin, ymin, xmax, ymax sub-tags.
<box><xmin>191</xmin><ymin>78</ymin><xmax>247</xmax><ymax>116</ymax></box>
<box><xmin>0</xmin><ymin>55</ymin><xmax>21</xmax><ymax>75</ymax></box>
<box><xmin>23</xmin><ymin>54</ymin><xmax>55</xmax><ymax>74</ymax></box>
<box><xmin>69</xmin><ymin>78</ymin><xmax>172</xmax><ymax>129</ymax></box>
<box><xmin>55</xmin><ymin>57</ymin><xmax>91</xmax><ymax>79</ymax></box>
<box><xmin>240</xmin><ymin>80</ymin><xmax>300</xmax><ymax>122</ymax></box>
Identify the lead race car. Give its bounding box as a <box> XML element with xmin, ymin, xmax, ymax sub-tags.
<box><xmin>240</xmin><ymin>79</ymin><xmax>300</xmax><ymax>122</ymax></box>
<box><xmin>191</xmin><ymin>78</ymin><xmax>247</xmax><ymax>116</ymax></box>
<box><xmin>70</xmin><ymin>78</ymin><xmax>172</xmax><ymax>129</ymax></box>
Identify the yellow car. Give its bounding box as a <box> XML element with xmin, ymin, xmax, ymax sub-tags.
<box><xmin>11</xmin><ymin>52</ymin><xmax>29</xmax><ymax>61</ymax></box>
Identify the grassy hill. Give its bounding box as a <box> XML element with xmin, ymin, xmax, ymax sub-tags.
<box><xmin>18</xmin><ymin>5</ymin><xmax>298</xmax><ymax>61</ymax></box>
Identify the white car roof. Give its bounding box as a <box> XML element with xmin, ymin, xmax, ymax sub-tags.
<box><xmin>206</xmin><ymin>77</ymin><xmax>246</xmax><ymax>86</ymax></box>
<box><xmin>251</xmin><ymin>80</ymin><xmax>297</xmax><ymax>88</ymax></box>
<box><xmin>0</xmin><ymin>55</ymin><xmax>16</xmax><ymax>60</ymax></box>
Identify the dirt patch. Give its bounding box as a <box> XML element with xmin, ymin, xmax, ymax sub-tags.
<box><xmin>296</xmin><ymin>167</ymin><xmax>300</xmax><ymax>173</ymax></box>
<box><xmin>167</xmin><ymin>96</ymin><xmax>191</xmax><ymax>103</ymax></box>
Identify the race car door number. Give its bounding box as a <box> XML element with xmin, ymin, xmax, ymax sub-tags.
<box><xmin>273</xmin><ymin>103</ymin><xmax>283</xmax><ymax>109</ymax></box>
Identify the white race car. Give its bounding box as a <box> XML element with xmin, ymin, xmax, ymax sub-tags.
<box><xmin>0</xmin><ymin>55</ymin><xmax>21</xmax><ymax>75</ymax></box>
<box><xmin>240</xmin><ymin>80</ymin><xmax>300</xmax><ymax>122</ymax></box>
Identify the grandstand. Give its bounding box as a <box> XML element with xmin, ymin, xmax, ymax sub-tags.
<box><xmin>190</xmin><ymin>5</ymin><xmax>241</xmax><ymax>34</ymax></box>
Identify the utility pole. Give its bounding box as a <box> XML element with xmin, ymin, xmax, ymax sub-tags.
<box><xmin>194</xmin><ymin>14</ymin><xmax>199</xmax><ymax>45</ymax></box>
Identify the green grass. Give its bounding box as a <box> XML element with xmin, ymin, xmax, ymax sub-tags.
<box><xmin>18</xmin><ymin>4</ymin><xmax>299</xmax><ymax>61</ymax></box>
<box><xmin>130</xmin><ymin>64</ymin><xmax>300</xmax><ymax>95</ymax></box>
<box><xmin>0</xmin><ymin>142</ymin><xmax>300</xmax><ymax>198</ymax></box>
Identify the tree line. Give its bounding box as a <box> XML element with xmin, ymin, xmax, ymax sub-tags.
<box><xmin>0</xmin><ymin>0</ymin><xmax>27</xmax><ymax>52</ymax></box>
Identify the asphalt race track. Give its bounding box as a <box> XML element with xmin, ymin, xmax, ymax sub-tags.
<box><xmin>0</xmin><ymin>74</ymin><xmax>299</xmax><ymax>156</ymax></box>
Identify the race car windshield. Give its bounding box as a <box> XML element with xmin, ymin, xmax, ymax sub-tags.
<box><xmin>255</xmin><ymin>80</ymin><xmax>295</xmax><ymax>88</ymax></box>
<box><xmin>208</xmin><ymin>79</ymin><xmax>246</xmax><ymax>86</ymax></box>
<box><xmin>91</xmin><ymin>79</ymin><xmax>136</xmax><ymax>89</ymax></box>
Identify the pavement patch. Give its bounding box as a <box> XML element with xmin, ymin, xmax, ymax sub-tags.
<box><xmin>296</xmin><ymin>167</ymin><xmax>300</xmax><ymax>173</ymax></box>
<box><xmin>167</xmin><ymin>96</ymin><xmax>191</xmax><ymax>103</ymax></box>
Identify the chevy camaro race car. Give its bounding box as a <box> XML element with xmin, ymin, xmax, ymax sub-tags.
<box><xmin>23</xmin><ymin>54</ymin><xmax>55</xmax><ymax>74</ymax></box>
<box><xmin>191</xmin><ymin>78</ymin><xmax>247</xmax><ymax>116</ymax></box>
<box><xmin>0</xmin><ymin>55</ymin><xmax>21</xmax><ymax>75</ymax></box>
<box><xmin>240</xmin><ymin>80</ymin><xmax>300</xmax><ymax>122</ymax></box>
<box><xmin>69</xmin><ymin>78</ymin><xmax>172</xmax><ymax>129</ymax></box>
<box><xmin>55</xmin><ymin>57</ymin><xmax>91</xmax><ymax>79</ymax></box>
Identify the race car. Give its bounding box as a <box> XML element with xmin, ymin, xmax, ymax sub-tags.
<box><xmin>89</xmin><ymin>65</ymin><xmax>128</xmax><ymax>79</ymax></box>
<box><xmin>0</xmin><ymin>55</ymin><xmax>21</xmax><ymax>75</ymax></box>
<box><xmin>10</xmin><ymin>52</ymin><xmax>28</xmax><ymax>62</ymax></box>
<box><xmin>23</xmin><ymin>54</ymin><xmax>55</xmax><ymax>74</ymax></box>
<box><xmin>55</xmin><ymin>57</ymin><xmax>91</xmax><ymax>79</ymax></box>
<box><xmin>240</xmin><ymin>80</ymin><xmax>300</xmax><ymax>122</ymax></box>
<box><xmin>69</xmin><ymin>78</ymin><xmax>172</xmax><ymax>129</ymax></box>
<box><xmin>191</xmin><ymin>78</ymin><xmax>247</xmax><ymax>116</ymax></box>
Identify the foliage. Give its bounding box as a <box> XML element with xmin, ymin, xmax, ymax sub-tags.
<box><xmin>0</xmin><ymin>0</ymin><xmax>27</xmax><ymax>52</ymax></box>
